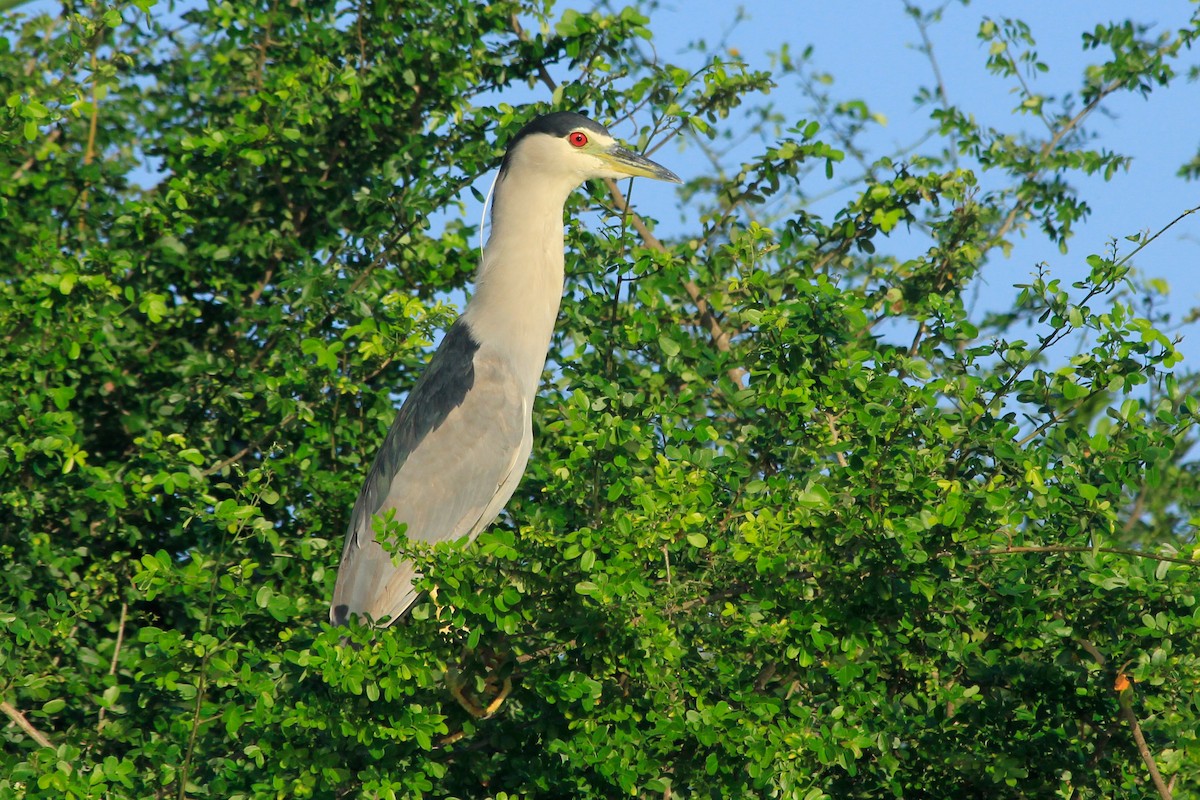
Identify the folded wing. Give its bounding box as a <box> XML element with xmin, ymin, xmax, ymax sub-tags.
<box><xmin>330</xmin><ymin>320</ymin><xmax>530</xmax><ymax>626</ymax></box>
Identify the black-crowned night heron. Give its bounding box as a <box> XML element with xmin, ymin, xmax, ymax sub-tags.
<box><xmin>331</xmin><ymin>111</ymin><xmax>680</xmax><ymax>628</ymax></box>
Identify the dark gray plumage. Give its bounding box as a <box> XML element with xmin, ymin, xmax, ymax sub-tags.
<box><xmin>331</xmin><ymin>319</ymin><xmax>525</xmax><ymax>625</ymax></box>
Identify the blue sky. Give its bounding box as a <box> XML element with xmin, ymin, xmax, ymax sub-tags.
<box><xmin>629</xmin><ymin>1</ymin><xmax>1200</xmax><ymax>362</ymax></box>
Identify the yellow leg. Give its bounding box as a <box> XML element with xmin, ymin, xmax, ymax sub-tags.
<box><xmin>446</xmin><ymin>666</ymin><xmax>513</xmax><ymax>718</ymax></box>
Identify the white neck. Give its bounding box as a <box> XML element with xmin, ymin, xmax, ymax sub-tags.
<box><xmin>462</xmin><ymin>167</ymin><xmax>580</xmax><ymax>398</ymax></box>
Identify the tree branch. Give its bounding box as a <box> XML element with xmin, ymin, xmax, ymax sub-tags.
<box><xmin>203</xmin><ymin>413</ymin><xmax>296</xmax><ymax>476</ymax></box>
<box><xmin>1112</xmin><ymin>204</ymin><xmax>1200</xmax><ymax>271</ymax></box>
<box><xmin>11</xmin><ymin>128</ymin><xmax>62</xmax><ymax>183</ymax></box>
<box><xmin>603</xmin><ymin>178</ymin><xmax>747</xmax><ymax>386</ymax></box>
<box><xmin>97</xmin><ymin>601</ymin><xmax>128</xmax><ymax>731</ymax></box>
<box><xmin>903</xmin><ymin>1</ymin><xmax>959</xmax><ymax>170</ymax></box>
<box><xmin>970</xmin><ymin>544</ymin><xmax>1200</xmax><ymax>568</ymax></box>
<box><xmin>77</xmin><ymin>20</ymin><xmax>107</xmax><ymax>234</ymax></box>
<box><xmin>990</xmin><ymin>77</ymin><xmax>1125</xmax><ymax>246</ymax></box>
<box><xmin>1</xmin><ymin>700</ymin><xmax>54</xmax><ymax>749</ymax></box>
<box><xmin>1117</xmin><ymin>685</ymin><xmax>1173</xmax><ymax>800</ymax></box>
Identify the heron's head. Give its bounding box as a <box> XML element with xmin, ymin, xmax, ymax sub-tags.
<box><xmin>499</xmin><ymin>111</ymin><xmax>681</xmax><ymax>188</ymax></box>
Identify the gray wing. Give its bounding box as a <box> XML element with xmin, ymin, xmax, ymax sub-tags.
<box><xmin>330</xmin><ymin>319</ymin><xmax>531</xmax><ymax>626</ymax></box>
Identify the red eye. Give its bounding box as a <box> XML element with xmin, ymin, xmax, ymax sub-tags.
<box><xmin>568</xmin><ymin>131</ymin><xmax>588</xmax><ymax>148</ymax></box>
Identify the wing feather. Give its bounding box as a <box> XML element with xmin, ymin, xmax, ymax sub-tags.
<box><xmin>330</xmin><ymin>319</ymin><xmax>529</xmax><ymax>625</ymax></box>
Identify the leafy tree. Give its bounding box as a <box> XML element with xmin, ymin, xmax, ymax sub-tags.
<box><xmin>2</xmin><ymin>0</ymin><xmax>1199</xmax><ymax>798</ymax></box>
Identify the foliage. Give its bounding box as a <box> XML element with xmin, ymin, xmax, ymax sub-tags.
<box><xmin>2</xmin><ymin>0</ymin><xmax>1199</xmax><ymax>797</ymax></box>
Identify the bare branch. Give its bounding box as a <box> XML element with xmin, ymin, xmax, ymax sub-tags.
<box><xmin>1117</xmin><ymin>685</ymin><xmax>1173</xmax><ymax>800</ymax></box>
<box><xmin>970</xmin><ymin>544</ymin><xmax>1200</xmax><ymax>568</ymax></box>
<box><xmin>903</xmin><ymin>1</ymin><xmax>959</xmax><ymax>170</ymax></box>
<box><xmin>98</xmin><ymin>601</ymin><xmax>128</xmax><ymax>731</ymax></box>
<box><xmin>204</xmin><ymin>413</ymin><xmax>297</xmax><ymax>476</ymax></box>
<box><xmin>1</xmin><ymin>700</ymin><xmax>54</xmax><ymax>749</ymax></box>
<box><xmin>1112</xmin><ymin>205</ymin><xmax>1200</xmax><ymax>271</ymax></box>
<box><xmin>10</xmin><ymin>128</ymin><xmax>62</xmax><ymax>182</ymax></box>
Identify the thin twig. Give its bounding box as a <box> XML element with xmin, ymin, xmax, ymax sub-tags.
<box><xmin>1113</xmin><ymin>205</ymin><xmax>1200</xmax><ymax>271</ymax></box>
<box><xmin>996</xmin><ymin>34</ymin><xmax>1054</xmax><ymax>133</ymax></box>
<box><xmin>97</xmin><ymin>601</ymin><xmax>128</xmax><ymax>731</ymax></box>
<box><xmin>10</xmin><ymin>128</ymin><xmax>62</xmax><ymax>182</ymax></box>
<box><xmin>991</xmin><ymin>77</ymin><xmax>1125</xmax><ymax>245</ymax></box>
<box><xmin>971</xmin><ymin>544</ymin><xmax>1200</xmax><ymax>568</ymax></box>
<box><xmin>203</xmin><ymin>413</ymin><xmax>296</xmax><ymax>475</ymax></box>
<box><xmin>515</xmin><ymin>582</ymin><xmax>757</xmax><ymax>667</ymax></box>
<box><xmin>78</xmin><ymin>26</ymin><xmax>103</xmax><ymax>233</ymax></box>
<box><xmin>177</xmin><ymin>654</ymin><xmax>210</xmax><ymax>800</ymax></box>
<box><xmin>178</xmin><ymin>503</ymin><xmax>248</xmax><ymax>798</ymax></box>
<box><xmin>904</xmin><ymin>1</ymin><xmax>959</xmax><ymax>170</ymax></box>
<box><xmin>1014</xmin><ymin>385</ymin><xmax>1109</xmax><ymax>448</ymax></box>
<box><xmin>824</xmin><ymin>411</ymin><xmax>849</xmax><ymax>468</ymax></box>
<box><xmin>511</xmin><ymin>14</ymin><xmax>558</xmax><ymax>91</ymax></box>
<box><xmin>604</xmin><ymin>178</ymin><xmax>748</xmax><ymax>387</ymax></box>
<box><xmin>1</xmin><ymin>700</ymin><xmax>54</xmax><ymax>749</ymax></box>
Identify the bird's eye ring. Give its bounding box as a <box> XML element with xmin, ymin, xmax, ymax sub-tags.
<box><xmin>568</xmin><ymin>131</ymin><xmax>588</xmax><ymax>148</ymax></box>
